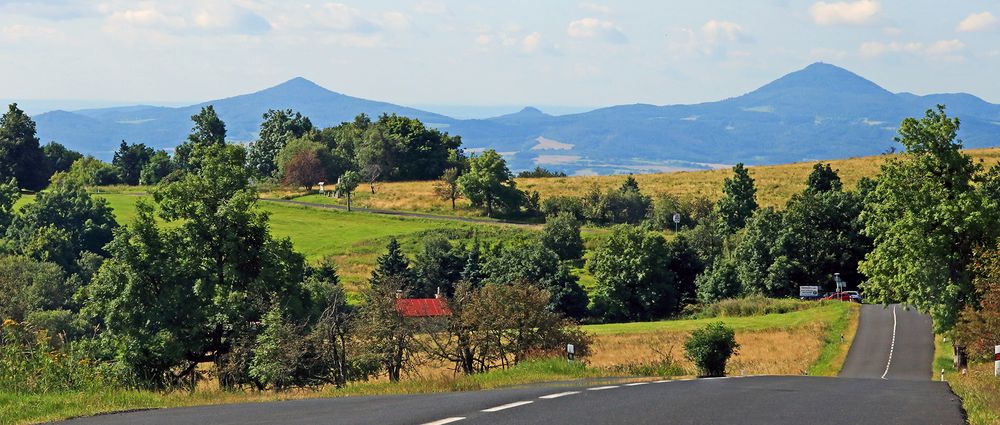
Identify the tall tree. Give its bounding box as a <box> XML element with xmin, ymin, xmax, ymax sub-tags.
<box><xmin>139</xmin><ymin>150</ymin><xmax>176</xmax><ymax>185</ymax></box>
<box><xmin>281</xmin><ymin>150</ymin><xmax>325</xmax><ymax>190</ymax></box>
<box><xmin>0</xmin><ymin>178</ymin><xmax>19</xmax><ymax>231</ymax></box>
<box><xmin>588</xmin><ymin>225</ymin><xmax>676</xmax><ymax>321</ymax></box>
<box><xmin>246</xmin><ymin>109</ymin><xmax>314</xmax><ymax>179</ymax></box>
<box><xmin>371</xmin><ymin>238</ymin><xmax>412</xmax><ymax>289</ymax></box>
<box><xmin>410</xmin><ymin>235</ymin><xmax>465</xmax><ymax>298</ymax></box>
<box><xmin>806</xmin><ymin>162</ymin><xmax>843</xmax><ymax>193</ymax></box>
<box><xmin>714</xmin><ymin>163</ymin><xmax>758</xmax><ymax>234</ymax></box>
<box><xmin>541</xmin><ymin>211</ymin><xmax>584</xmax><ymax>261</ymax></box>
<box><xmin>337</xmin><ymin>170</ymin><xmax>360</xmax><ymax>212</ymax></box>
<box><xmin>175</xmin><ymin>105</ymin><xmax>227</xmax><ymax>169</ymax></box>
<box><xmin>0</xmin><ymin>103</ymin><xmax>47</xmax><ymax>190</ymax></box>
<box><xmin>483</xmin><ymin>242</ymin><xmax>589</xmax><ymax>319</ymax></box>
<box><xmin>434</xmin><ymin>167</ymin><xmax>462</xmax><ymax>210</ymax></box>
<box><xmin>112</xmin><ymin>141</ymin><xmax>154</xmax><ymax>185</ymax></box>
<box><xmin>458</xmin><ymin>149</ymin><xmax>523</xmax><ymax>217</ymax></box>
<box><xmin>42</xmin><ymin>142</ymin><xmax>82</xmax><ymax>175</ymax></box>
<box><xmin>860</xmin><ymin>106</ymin><xmax>996</xmax><ymax>332</ymax></box>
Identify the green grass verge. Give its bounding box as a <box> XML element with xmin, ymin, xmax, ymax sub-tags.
<box><xmin>806</xmin><ymin>302</ymin><xmax>860</xmax><ymax>376</ymax></box>
<box><xmin>935</xmin><ymin>336</ymin><xmax>1000</xmax><ymax>425</ymax></box>
<box><xmin>0</xmin><ymin>358</ymin><xmax>613</xmax><ymax>425</ymax></box>
<box><xmin>582</xmin><ymin>301</ymin><xmax>851</xmax><ymax>336</ymax></box>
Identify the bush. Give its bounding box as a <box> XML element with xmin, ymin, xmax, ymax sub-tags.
<box><xmin>694</xmin><ymin>295</ymin><xmax>814</xmax><ymax>319</ymax></box>
<box><xmin>684</xmin><ymin>322</ymin><xmax>739</xmax><ymax>377</ymax></box>
<box><xmin>541</xmin><ymin>212</ymin><xmax>584</xmax><ymax>261</ymax></box>
<box><xmin>0</xmin><ymin>320</ymin><xmax>126</xmax><ymax>393</ymax></box>
<box><xmin>540</xmin><ymin>196</ymin><xmax>585</xmax><ymax>220</ymax></box>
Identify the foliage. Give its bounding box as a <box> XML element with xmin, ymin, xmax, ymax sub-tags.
<box><xmin>483</xmin><ymin>241</ymin><xmax>589</xmax><ymax>319</ymax></box>
<box><xmin>357</xmin><ymin>276</ymin><xmax>416</xmax><ymax>382</ymax></box>
<box><xmin>7</xmin><ymin>181</ymin><xmax>117</xmax><ymax>271</ymax></box>
<box><xmin>58</xmin><ymin>156</ymin><xmax>121</xmax><ymax>187</ymax></box>
<box><xmin>806</xmin><ymin>162</ymin><xmax>843</xmax><ymax>192</ymax></box>
<box><xmin>371</xmin><ymin>238</ymin><xmax>412</xmax><ymax>289</ymax></box>
<box><xmin>410</xmin><ymin>235</ymin><xmax>465</xmax><ymax>298</ymax></box>
<box><xmin>0</xmin><ymin>103</ymin><xmax>48</xmax><ymax>191</ymax></box>
<box><xmin>0</xmin><ymin>177</ymin><xmax>19</xmax><ymax>230</ymax></box>
<box><xmin>714</xmin><ymin>163</ymin><xmax>758</xmax><ymax>235</ymax></box>
<box><xmin>540</xmin><ymin>195</ymin><xmax>584</xmax><ymax>220</ymax></box>
<box><xmin>696</xmin><ymin>260</ymin><xmax>741</xmax><ymax>303</ymax></box>
<box><xmin>589</xmin><ymin>225</ymin><xmax>676</xmax><ymax>321</ymax></box>
<box><xmin>276</xmin><ymin>138</ymin><xmax>341</xmax><ymax>186</ymax></box>
<box><xmin>458</xmin><ymin>149</ymin><xmax>523</xmax><ymax>217</ymax></box>
<box><xmin>112</xmin><ymin>141</ymin><xmax>154</xmax><ymax>186</ymax></box>
<box><xmin>693</xmin><ymin>295</ymin><xmax>815</xmax><ymax>319</ymax></box>
<box><xmin>281</xmin><ymin>149</ymin><xmax>326</xmax><ymax>190</ymax></box>
<box><xmin>665</xmin><ymin>234</ymin><xmax>704</xmax><ymax>307</ymax></box>
<box><xmin>859</xmin><ymin>106</ymin><xmax>996</xmax><ymax>332</ymax></box>
<box><xmin>541</xmin><ymin>211</ymin><xmax>584</xmax><ymax>261</ymax></box>
<box><xmin>246</xmin><ymin>109</ymin><xmax>314</xmax><ymax>179</ymax></box>
<box><xmin>139</xmin><ymin>150</ymin><xmax>176</xmax><ymax>186</ymax></box>
<box><xmin>42</xmin><ymin>142</ymin><xmax>82</xmax><ymax>176</ymax></box>
<box><xmin>954</xmin><ymin>244</ymin><xmax>1000</xmax><ymax>360</ymax></box>
<box><xmin>0</xmin><ymin>256</ymin><xmax>70</xmax><ymax>322</ymax></box>
<box><xmin>336</xmin><ymin>170</ymin><xmax>361</xmax><ymax>211</ymax></box>
<box><xmin>684</xmin><ymin>322</ymin><xmax>739</xmax><ymax>377</ymax></box>
<box><xmin>175</xmin><ymin>105</ymin><xmax>227</xmax><ymax>170</ymax></box>
<box><xmin>433</xmin><ymin>167</ymin><xmax>462</xmax><ymax>210</ymax></box>
<box><xmin>517</xmin><ymin>167</ymin><xmax>567</xmax><ymax>178</ymax></box>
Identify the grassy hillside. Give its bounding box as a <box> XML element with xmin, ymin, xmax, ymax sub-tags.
<box><xmin>267</xmin><ymin>147</ymin><xmax>1000</xmax><ymax>214</ymax></box>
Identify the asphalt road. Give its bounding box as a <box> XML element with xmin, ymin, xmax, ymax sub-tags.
<box><xmin>62</xmin><ymin>303</ymin><xmax>965</xmax><ymax>425</ymax></box>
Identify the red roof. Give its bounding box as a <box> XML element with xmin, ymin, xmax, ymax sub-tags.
<box><xmin>395</xmin><ymin>298</ymin><xmax>451</xmax><ymax>317</ymax></box>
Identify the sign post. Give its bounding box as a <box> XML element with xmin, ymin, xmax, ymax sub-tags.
<box><xmin>567</xmin><ymin>344</ymin><xmax>575</xmax><ymax>361</ymax></box>
<box><xmin>317</xmin><ymin>182</ymin><xmax>326</xmax><ymax>193</ymax></box>
<box><xmin>672</xmin><ymin>213</ymin><xmax>681</xmax><ymax>233</ymax></box>
<box><xmin>834</xmin><ymin>273</ymin><xmax>844</xmax><ymax>294</ymax></box>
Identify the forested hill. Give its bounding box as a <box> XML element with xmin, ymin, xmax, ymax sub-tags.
<box><xmin>32</xmin><ymin>62</ymin><xmax>1000</xmax><ymax>175</ymax></box>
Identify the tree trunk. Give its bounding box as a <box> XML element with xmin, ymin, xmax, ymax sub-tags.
<box><xmin>347</xmin><ymin>192</ymin><xmax>352</xmax><ymax>212</ymax></box>
<box><xmin>451</xmin><ymin>195</ymin><xmax>456</xmax><ymax>210</ymax></box>
<box><xmin>953</xmin><ymin>344</ymin><xmax>968</xmax><ymax>369</ymax></box>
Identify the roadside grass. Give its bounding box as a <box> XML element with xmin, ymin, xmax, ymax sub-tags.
<box><xmin>581</xmin><ymin>301</ymin><xmax>850</xmax><ymax>335</ymax></box>
<box><xmin>585</xmin><ymin>302</ymin><xmax>856</xmax><ymax>377</ymax></box>
<box><xmin>263</xmin><ymin>148</ymin><xmax>1000</xmax><ymax>216</ymax></box>
<box><xmin>806</xmin><ymin>302</ymin><xmax>860</xmax><ymax>376</ymax></box>
<box><xmin>0</xmin><ymin>358</ymin><xmax>611</xmax><ymax>425</ymax></box>
<box><xmin>935</xmin><ymin>336</ymin><xmax>1000</xmax><ymax>425</ymax></box>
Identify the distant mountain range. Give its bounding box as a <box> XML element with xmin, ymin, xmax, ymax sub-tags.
<box><xmin>31</xmin><ymin>63</ymin><xmax>1000</xmax><ymax>175</ymax></box>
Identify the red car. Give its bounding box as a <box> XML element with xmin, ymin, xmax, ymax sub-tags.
<box><xmin>821</xmin><ymin>292</ymin><xmax>860</xmax><ymax>302</ymax></box>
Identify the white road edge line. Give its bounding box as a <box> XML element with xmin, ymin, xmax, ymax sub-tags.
<box><xmin>587</xmin><ymin>385</ymin><xmax>620</xmax><ymax>391</ymax></box>
<box><xmin>624</xmin><ymin>382</ymin><xmax>649</xmax><ymax>386</ymax></box>
<box><xmin>881</xmin><ymin>305</ymin><xmax>897</xmax><ymax>380</ymax></box>
<box><xmin>539</xmin><ymin>391</ymin><xmax>580</xmax><ymax>399</ymax></box>
<box><xmin>652</xmin><ymin>380</ymin><xmax>672</xmax><ymax>383</ymax></box>
<box><xmin>421</xmin><ymin>417</ymin><xmax>466</xmax><ymax>425</ymax></box>
<box><xmin>482</xmin><ymin>401</ymin><xmax>534</xmax><ymax>412</ymax></box>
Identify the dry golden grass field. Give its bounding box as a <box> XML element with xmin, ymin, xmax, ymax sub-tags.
<box><xmin>267</xmin><ymin>147</ymin><xmax>1000</xmax><ymax>214</ymax></box>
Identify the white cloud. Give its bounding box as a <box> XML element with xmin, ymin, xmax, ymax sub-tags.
<box><xmin>859</xmin><ymin>39</ymin><xmax>964</xmax><ymax>59</ymax></box>
<box><xmin>669</xmin><ymin>20</ymin><xmax>749</xmax><ymax>56</ymax></box>
<box><xmin>810</xmin><ymin>0</ymin><xmax>880</xmax><ymax>26</ymax></box>
<box><xmin>580</xmin><ymin>3</ymin><xmax>612</xmax><ymax>14</ymax></box>
<box><xmin>1</xmin><ymin>24</ymin><xmax>58</xmax><ymax>42</ymax></box>
<box><xmin>102</xmin><ymin>3</ymin><xmax>270</xmax><ymax>36</ymax></box>
<box><xmin>957</xmin><ymin>12</ymin><xmax>998</xmax><ymax>32</ymax></box>
<box><xmin>521</xmin><ymin>32</ymin><xmax>542</xmax><ymax>53</ymax></box>
<box><xmin>413</xmin><ymin>1</ymin><xmax>448</xmax><ymax>15</ymax></box>
<box><xmin>379</xmin><ymin>11</ymin><xmax>411</xmax><ymax>31</ymax></box>
<box><xmin>567</xmin><ymin>18</ymin><xmax>626</xmax><ymax>43</ymax></box>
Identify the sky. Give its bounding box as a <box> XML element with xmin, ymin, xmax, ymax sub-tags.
<box><xmin>1</xmin><ymin>0</ymin><xmax>998</xmax><ymax>115</ymax></box>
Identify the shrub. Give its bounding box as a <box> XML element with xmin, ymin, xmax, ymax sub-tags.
<box><xmin>694</xmin><ymin>295</ymin><xmax>814</xmax><ymax>319</ymax></box>
<box><xmin>0</xmin><ymin>320</ymin><xmax>126</xmax><ymax>393</ymax></box>
<box><xmin>540</xmin><ymin>196</ymin><xmax>585</xmax><ymax>220</ymax></box>
<box><xmin>684</xmin><ymin>322</ymin><xmax>739</xmax><ymax>377</ymax></box>
<box><xmin>542</xmin><ymin>212</ymin><xmax>584</xmax><ymax>261</ymax></box>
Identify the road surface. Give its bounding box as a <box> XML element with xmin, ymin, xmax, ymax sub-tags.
<box><xmin>63</xmin><ymin>303</ymin><xmax>965</xmax><ymax>424</ymax></box>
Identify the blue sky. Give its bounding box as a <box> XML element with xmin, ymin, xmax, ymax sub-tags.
<box><xmin>1</xmin><ymin>0</ymin><xmax>998</xmax><ymax>113</ymax></box>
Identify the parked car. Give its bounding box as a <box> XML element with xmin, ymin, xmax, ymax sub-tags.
<box><xmin>821</xmin><ymin>292</ymin><xmax>860</xmax><ymax>302</ymax></box>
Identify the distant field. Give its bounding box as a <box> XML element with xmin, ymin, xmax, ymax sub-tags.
<box><xmin>266</xmin><ymin>147</ymin><xmax>1000</xmax><ymax>213</ymax></box>
<box><xmin>16</xmin><ymin>193</ymin><xmax>537</xmax><ymax>294</ymax></box>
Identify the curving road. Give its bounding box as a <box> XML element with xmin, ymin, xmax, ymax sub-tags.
<box><xmin>62</xmin><ymin>303</ymin><xmax>964</xmax><ymax>425</ymax></box>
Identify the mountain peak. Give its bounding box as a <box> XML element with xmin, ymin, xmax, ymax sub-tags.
<box><xmin>736</xmin><ymin>62</ymin><xmax>894</xmax><ymax>105</ymax></box>
<box><xmin>261</xmin><ymin>77</ymin><xmax>335</xmax><ymax>96</ymax></box>
<box><xmin>518</xmin><ymin>106</ymin><xmax>545</xmax><ymax>115</ymax></box>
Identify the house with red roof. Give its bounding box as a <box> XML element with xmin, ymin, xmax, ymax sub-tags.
<box><xmin>395</xmin><ymin>288</ymin><xmax>451</xmax><ymax>318</ymax></box>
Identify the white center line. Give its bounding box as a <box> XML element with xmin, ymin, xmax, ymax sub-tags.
<box><xmin>881</xmin><ymin>305</ymin><xmax>897</xmax><ymax>380</ymax></box>
<box><xmin>587</xmin><ymin>385</ymin><xmax>620</xmax><ymax>391</ymax></box>
<box><xmin>539</xmin><ymin>391</ymin><xmax>580</xmax><ymax>399</ymax></box>
<box><xmin>624</xmin><ymin>382</ymin><xmax>649</xmax><ymax>386</ymax></box>
<box><xmin>421</xmin><ymin>417</ymin><xmax>466</xmax><ymax>425</ymax></box>
<box><xmin>482</xmin><ymin>401</ymin><xmax>534</xmax><ymax>412</ymax></box>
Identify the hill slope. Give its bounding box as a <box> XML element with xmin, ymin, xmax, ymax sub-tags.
<box><xmin>32</xmin><ymin>63</ymin><xmax>1000</xmax><ymax>173</ymax></box>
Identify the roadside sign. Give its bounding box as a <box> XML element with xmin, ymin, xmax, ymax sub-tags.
<box><xmin>799</xmin><ymin>286</ymin><xmax>820</xmax><ymax>297</ymax></box>
<box><xmin>567</xmin><ymin>344</ymin><xmax>575</xmax><ymax>361</ymax></box>
<box><xmin>672</xmin><ymin>213</ymin><xmax>681</xmax><ymax>224</ymax></box>
<box><xmin>995</xmin><ymin>345</ymin><xmax>999</xmax><ymax>377</ymax></box>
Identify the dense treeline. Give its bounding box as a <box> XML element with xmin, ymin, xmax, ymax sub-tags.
<box><xmin>4</xmin><ymin>103</ymin><xmax>1000</xmax><ymax>394</ymax></box>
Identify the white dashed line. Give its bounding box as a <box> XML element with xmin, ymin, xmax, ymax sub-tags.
<box><xmin>421</xmin><ymin>417</ymin><xmax>466</xmax><ymax>425</ymax></box>
<box><xmin>624</xmin><ymin>382</ymin><xmax>649</xmax><ymax>386</ymax></box>
<box><xmin>539</xmin><ymin>391</ymin><xmax>580</xmax><ymax>399</ymax></box>
<box><xmin>587</xmin><ymin>385</ymin><xmax>620</xmax><ymax>391</ymax></box>
<box><xmin>482</xmin><ymin>401</ymin><xmax>534</xmax><ymax>412</ymax></box>
<box><xmin>881</xmin><ymin>305</ymin><xmax>897</xmax><ymax>380</ymax></box>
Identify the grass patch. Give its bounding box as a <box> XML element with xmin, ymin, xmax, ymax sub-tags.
<box><xmin>935</xmin><ymin>336</ymin><xmax>1000</xmax><ymax>425</ymax></box>
<box><xmin>807</xmin><ymin>302</ymin><xmax>860</xmax><ymax>376</ymax></box>
<box><xmin>582</xmin><ymin>301</ymin><xmax>849</xmax><ymax>336</ymax></box>
<box><xmin>0</xmin><ymin>358</ymin><xmax>612</xmax><ymax>425</ymax></box>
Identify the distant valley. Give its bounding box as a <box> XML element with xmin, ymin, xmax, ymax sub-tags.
<box><xmin>30</xmin><ymin>62</ymin><xmax>1000</xmax><ymax>175</ymax></box>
